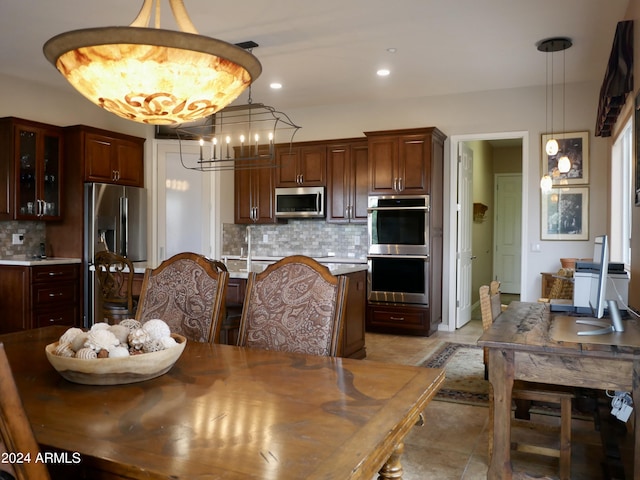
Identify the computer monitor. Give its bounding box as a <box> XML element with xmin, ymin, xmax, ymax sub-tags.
<box><xmin>577</xmin><ymin>234</ymin><xmax>624</xmax><ymax>335</ymax></box>
<box><xmin>589</xmin><ymin>235</ymin><xmax>608</xmax><ymax>319</ymax></box>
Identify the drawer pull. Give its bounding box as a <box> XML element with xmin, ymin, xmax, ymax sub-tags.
<box><xmin>49</xmin><ymin>317</ymin><xmax>63</xmax><ymax>323</ymax></box>
<box><xmin>389</xmin><ymin>316</ymin><xmax>405</xmax><ymax>321</ymax></box>
<box><xmin>48</xmin><ymin>272</ymin><xmax>64</xmax><ymax>276</ymax></box>
<box><xmin>49</xmin><ymin>292</ymin><xmax>64</xmax><ymax>297</ymax></box>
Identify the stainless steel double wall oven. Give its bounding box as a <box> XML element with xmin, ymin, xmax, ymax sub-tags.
<box><xmin>367</xmin><ymin>195</ymin><xmax>430</xmax><ymax>305</ymax></box>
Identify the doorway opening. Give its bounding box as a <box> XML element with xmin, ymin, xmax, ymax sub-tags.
<box><xmin>443</xmin><ymin>132</ymin><xmax>528</xmax><ymax>331</ymax></box>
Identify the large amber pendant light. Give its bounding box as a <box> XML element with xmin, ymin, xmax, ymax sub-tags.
<box><xmin>43</xmin><ymin>0</ymin><xmax>262</xmax><ymax>125</ymax></box>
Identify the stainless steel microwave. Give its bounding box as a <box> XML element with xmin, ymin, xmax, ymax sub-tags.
<box><xmin>275</xmin><ymin>186</ymin><xmax>325</xmax><ymax>218</ymax></box>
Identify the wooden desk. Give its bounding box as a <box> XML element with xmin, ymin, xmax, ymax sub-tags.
<box><xmin>0</xmin><ymin>326</ymin><xmax>443</xmax><ymax>480</ymax></box>
<box><xmin>478</xmin><ymin>301</ymin><xmax>640</xmax><ymax>479</ymax></box>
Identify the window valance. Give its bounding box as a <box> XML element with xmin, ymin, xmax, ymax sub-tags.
<box><xmin>595</xmin><ymin>20</ymin><xmax>633</xmax><ymax>137</ymax></box>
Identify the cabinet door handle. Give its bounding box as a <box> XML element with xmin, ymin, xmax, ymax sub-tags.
<box><xmin>398</xmin><ymin>177</ymin><xmax>403</xmax><ymax>192</ymax></box>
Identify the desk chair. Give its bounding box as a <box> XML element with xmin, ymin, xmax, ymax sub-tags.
<box><xmin>481</xmin><ymin>282</ymin><xmax>574</xmax><ymax>480</ymax></box>
<box><xmin>94</xmin><ymin>251</ymin><xmax>137</xmax><ymax>323</ymax></box>
<box><xmin>237</xmin><ymin>255</ymin><xmax>348</xmax><ymax>357</ymax></box>
<box><xmin>0</xmin><ymin>343</ymin><xmax>51</xmax><ymax>480</ymax></box>
<box><xmin>136</xmin><ymin>252</ymin><xmax>229</xmax><ymax>343</ymax></box>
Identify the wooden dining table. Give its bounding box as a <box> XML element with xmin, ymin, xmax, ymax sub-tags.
<box><xmin>0</xmin><ymin>326</ymin><xmax>443</xmax><ymax>480</ymax></box>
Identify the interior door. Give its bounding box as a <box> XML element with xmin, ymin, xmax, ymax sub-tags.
<box><xmin>156</xmin><ymin>143</ymin><xmax>212</xmax><ymax>261</ymax></box>
<box><xmin>456</xmin><ymin>142</ymin><xmax>474</xmax><ymax>328</ymax></box>
<box><xmin>494</xmin><ymin>174</ymin><xmax>522</xmax><ymax>293</ymax></box>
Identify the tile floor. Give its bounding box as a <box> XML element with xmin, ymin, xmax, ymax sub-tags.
<box><xmin>365</xmin><ymin>317</ymin><xmax>635</xmax><ymax>479</ymax></box>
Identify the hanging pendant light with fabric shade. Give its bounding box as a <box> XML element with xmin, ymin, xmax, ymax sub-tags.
<box><xmin>43</xmin><ymin>0</ymin><xmax>262</xmax><ymax>125</ymax></box>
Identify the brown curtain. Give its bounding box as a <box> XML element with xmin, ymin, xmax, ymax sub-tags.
<box><xmin>595</xmin><ymin>20</ymin><xmax>633</xmax><ymax>137</ymax></box>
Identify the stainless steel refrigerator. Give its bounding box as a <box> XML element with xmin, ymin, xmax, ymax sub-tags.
<box><xmin>84</xmin><ymin>183</ymin><xmax>147</xmax><ymax>326</ymax></box>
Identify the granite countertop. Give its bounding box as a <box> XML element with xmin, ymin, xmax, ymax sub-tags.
<box><xmin>223</xmin><ymin>257</ymin><xmax>368</xmax><ymax>279</ymax></box>
<box><xmin>0</xmin><ymin>256</ymin><xmax>82</xmax><ymax>266</ymax></box>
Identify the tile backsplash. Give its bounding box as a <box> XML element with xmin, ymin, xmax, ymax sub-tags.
<box><xmin>223</xmin><ymin>220</ymin><xmax>368</xmax><ymax>260</ymax></box>
<box><xmin>1</xmin><ymin>220</ymin><xmax>368</xmax><ymax>261</ymax></box>
<box><xmin>0</xmin><ymin>221</ymin><xmax>46</xmax><ymax>258</ymax></box>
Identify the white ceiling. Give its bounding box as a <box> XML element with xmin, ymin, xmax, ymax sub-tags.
<box><xmin>0</xmin><ymin>0</ymin><xmax>630</xmax><ymax>112</ymax></box>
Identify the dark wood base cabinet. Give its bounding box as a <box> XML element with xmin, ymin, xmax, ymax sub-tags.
<box><xmin>0</xmin><ymin>264</ymin><xmax>80</xmax><ymax>333</ymax></box>
<box><xmin>366</xmin><ymin>303</ymin><xmax>437</xmax><ymax>337</ymax></box>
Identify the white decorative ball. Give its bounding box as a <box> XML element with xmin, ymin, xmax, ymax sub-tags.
<box><xmin>108</xmin><ymin>346</ymin><xmax>130</xmax><ymax>358</ymax></box>
<box><xmin>142</xmin><ymin>319</ymin><xmax>171</xmax><ymax>340</ymax></box>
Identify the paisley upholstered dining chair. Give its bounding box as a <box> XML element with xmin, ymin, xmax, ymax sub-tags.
<box><xmin>136</xmin><ymin>252</ymin><xmax>229</xmax><ymax>343</ymax></box>
<box><xmin>0</xmin><ymin>343</ymin><xmax>51</xmax><ymax>480</ymax></box>
<box><xmin>237</xmin><ymin>255</ymin><xmax>348</xmax><ymax>357</ymax></box>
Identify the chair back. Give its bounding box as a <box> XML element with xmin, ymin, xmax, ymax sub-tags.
<box><xmin>136</xmin><ymin>252</ymin><xmax>229</xmax><ymax>343</ymax></box>
<box><xmin>548</xmin><ymin>268</ymin><xmax>574</xmax><ymax>300</ymax></box>
<box><xmin>237</xmin><ymin>255</ymin><xmax>348</xmax><ymax>357</ymax></box>
<box><xmin>94</xmin><ymin>251</ymin><xmax>136</xmax><ymax>321</ymax></box>
<box><xmin>480</xmin><ymin>280</ymin><xmax>503</xmax><ymax>332</ymax></box>
<box><xmin>0</xmin><ymin>343</ymin><xmax>51</xmax><ymax>480</ymax></box>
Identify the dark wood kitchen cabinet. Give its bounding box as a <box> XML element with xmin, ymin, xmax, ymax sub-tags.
<box><xmin>367</xmin><ymin>303</ymin><xmax>432</xmax><ymax>336</ymax></box>
<box><xmin>66</xmin><ymin>125</ymin><xmax>145</xmax><ymax>187</ymax></box>
<box><xmin>275</xmin><ymin>143</ymin><xmax>326</xmax><ymax>187</ymax></box>
<box><xmin>366</xmin><ymin>127</ymin><xmax>445</xmax><ymax>195</ymax></box>
<box><xmin>327</xmin><ymin>139</ymin><xmax>368</xmax><ymax>224</ymax></box>
<box><xmin>342</xmin><ymin>269</ymin><xmax>366</xmax><ymax>358</ymax></box>
<box><xmin>0</xmin><ymin>263</ymin><xmax>80</xmax><ymax>334</ymax></box>
<box><xmin>365</xmin><ymin>126</ymin><xmax>446</xmax><ymax>336</ymax></box>
<box><xmin>0</xmin><ymin>117</ymin><xmax>63</xmax><ymax>221</ymax></box>
<box><xmin>234</xmin><ymin>161</ymin><xmax>276</xmax><ymax>224</ymax></box>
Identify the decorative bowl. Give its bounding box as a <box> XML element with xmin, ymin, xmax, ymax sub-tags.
<box><xmin>45</xmin><ymin>333</ymin><xmax>187</xmax><ymax>385</ymax></box>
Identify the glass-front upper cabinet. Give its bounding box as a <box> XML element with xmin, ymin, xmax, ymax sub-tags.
<box><xmin>9</xmin><ymin>119</ymin><xmax>63</xmax><ymax>220</ymax></box>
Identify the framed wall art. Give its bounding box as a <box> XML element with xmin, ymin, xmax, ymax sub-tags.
<box><xmin>541</xmin><ymin>187</ymin><xmax>589</xmax><ymax>241</ymax></box>
<box><xmin>541</xmin><ymin>131</ymin><xmax>589</xmax><ymax>185</ymax></box>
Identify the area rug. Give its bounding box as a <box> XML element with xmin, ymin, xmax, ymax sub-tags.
<box><xmin>422</xmin><ymin>342</ymin><xmax>490</xmax><ymax>406</ymax></box>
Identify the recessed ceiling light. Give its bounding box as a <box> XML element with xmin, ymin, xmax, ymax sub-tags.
<box><xmin>387</xmin><ymin>48</ymin><xmax>397</xmax><ymax>54</ymax></box>
<box><xmin>377</xmin><ymin>69</ymin><xmax>390</xmax><ymax>77</ymax></box>
<box><xmin>270</xmin><ymin>82</ymin><xmax>282</xmax><ymax>89</ymax></box>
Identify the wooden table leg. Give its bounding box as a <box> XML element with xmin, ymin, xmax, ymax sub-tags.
<box><xmin>377</xmin><ymin>442</ymin><xmax>404</xmax><ymax>480</ymax></box>
<box><xmin>487</xmin><ymin>348</ymin><xmax>515</xmax><ymax>480</ymax></box>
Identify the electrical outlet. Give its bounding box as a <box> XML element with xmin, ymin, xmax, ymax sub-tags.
<box><xmin>12</xmin><ymin>234</ymin><xmax>24</xmax><ymax>245</ymax></box>
<box><xmin>262</xmin><ymin>234</ymin><xmax>268</xmax><ymax>242</ymax></box>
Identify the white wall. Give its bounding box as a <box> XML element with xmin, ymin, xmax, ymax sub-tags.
<box><xmin>0</xmin><ymin>73</ymin><xmax>610</xmax><ymax>312</ymax></box>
